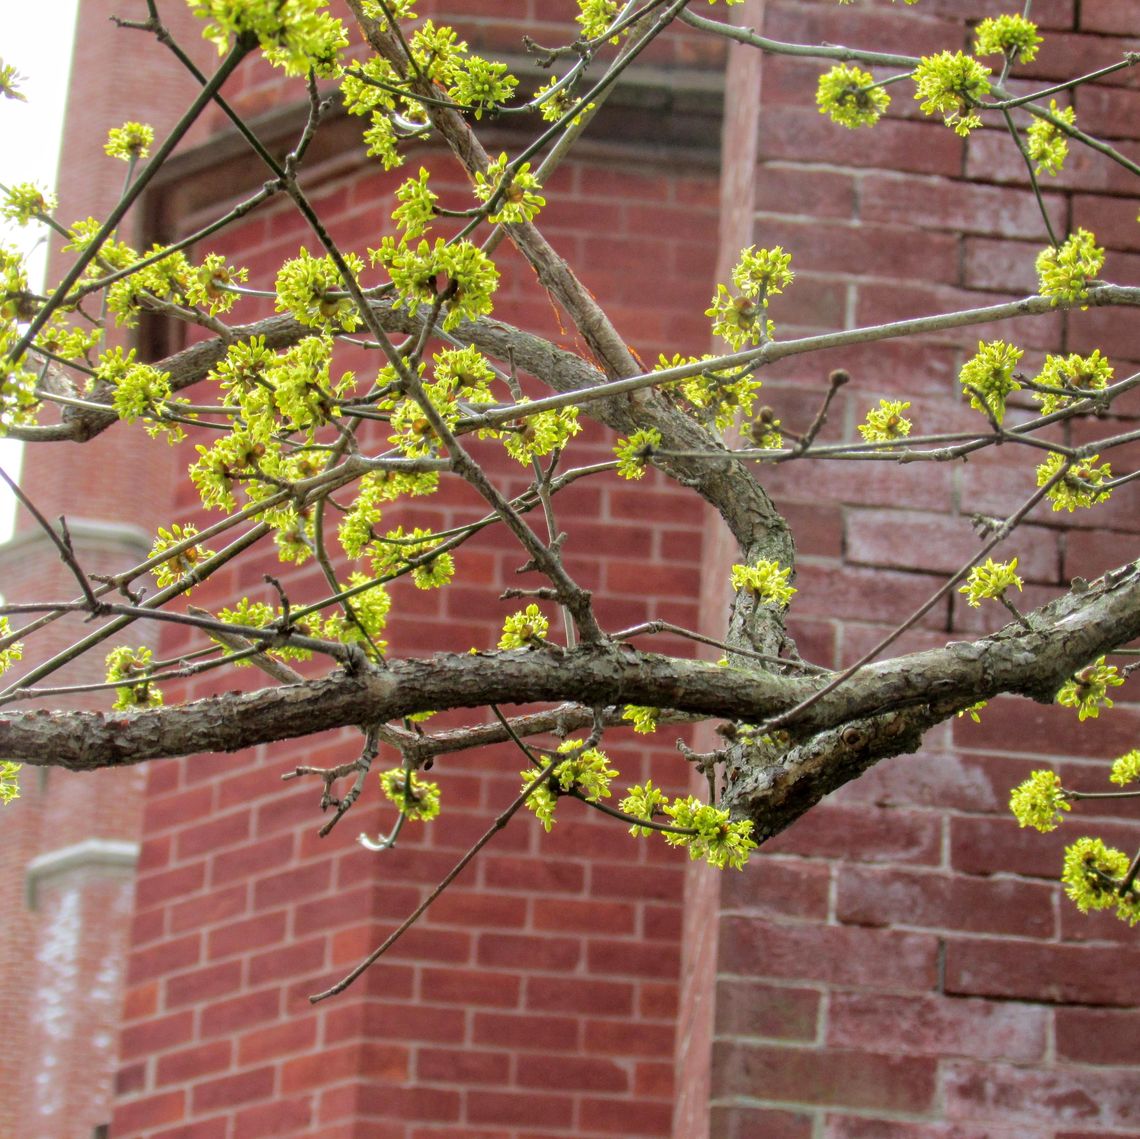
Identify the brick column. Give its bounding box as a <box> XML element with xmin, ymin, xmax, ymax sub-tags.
<box><xmin>704</xmin><ymin>2</ymin><xmax>1140</xmax><ymax>1135</ymax></box>
<box><xmin>0</xmin><ymin>3</ymin><xmax>208</xmax><ymax>1136</ymax></box>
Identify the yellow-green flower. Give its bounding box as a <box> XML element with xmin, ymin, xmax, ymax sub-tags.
<box><xmin>959</xmin><ymin>557</ymin><xmax>1022</xmax><ymax>608</ymax></box>
<box><xmin>1037</xmin><ymin>229</ymin><xmax>1104</xmax><ymax>305</ymax></box>
<box><xmin>1027</xmin><ymin>100</ymin><xmax>1075</xmax><ymax>176</ymax></box>
<box><xmin>958</xmin><ymin>340</ymin><xmax>1023</xmax><ymax>423</ymax></box>
<box><xmin>1110</xmin><ymin>749</ymin><xmax>1140</xmax><ymax>787</ymax></box>
<box><xmin>913</xmin><ymin>50</ymin><xmax>991</xmax><ymax>136</ymax></box>
<box><xmin>974</xmin><ymin>14</ymin><xmax>1042</xmax><ymax>64</ymax></box>
<box><xmin>858</xmin><ymin>399</ymin><xmax>911</xmax><ymax>445</ymax></box>
<box><xmin>498</xmin><ymin>603</ymin><xmax>550</xmax><ymax>649</ymax></box>
<box><xmin>731</xmin><ymin>560</ymin><xmax>795</xmax><ymax>608</ymax></box>
<box><xmin>104</xmin><ymin>121</ymin><xmax>154</xmax><ymax>161</ymax></box>
<box><xmin>816</xmin><ymin>64</ymin><xmax>890</xmax><ymax>129</ymax></box>
<box><xmin>1055</xmin><ymin>657</ymin><xmax>1124</xmax><ymax>721</ymax></box>
<box><xmin>380</xmin><ymin>768</ymin><xmax>441</xmax><ymax>821</ymax></box>
<box><xmin>1009</xmin><ymin>769</ymin><xmax>1069</xmax><ymax>832</ymax></box>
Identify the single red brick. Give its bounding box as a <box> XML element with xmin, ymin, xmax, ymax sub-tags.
<box><xmin>165</xmin><ymin>960</ymin><xmax>244</xmax><ymax>1008</ymax></box>
<box><xmin>943</xmin><ymin>1058</ymin><xmax>1140</xmax><ymax>1129</ymax></box>
<box><xmin>517</xmin><ymin>1053</ymin><xmax>630</xmax><ymax>1093</ymax></box>
<box><xmin>207</xmin><ymin>910</ymin><xmax>288</xmax><ymax>960</ymax></box>
<box><xmin>823</xmin><ymin>1116</ymin><xmax>1032</xmax><ymax>1139</ymax></box>
<box><xmin>719</xmin><ymin>856</ymin><xmax>831</xmax><ymax>919</ymax></box>
<box><xmin>828</xmin><ymin>991</ymin><xmax>1047</xmax><ymax>1062</ymax></box>
<box><xmin>143</xmin><ymin>784</ymin><xmax>214</xmax><ymax>835</ymax></box>
<box><xmin>210</xmin><ymin>833</ymin><xmax>293</xmax><ymax>886</ymax></box>
<box><xmin>378</xmin><ymin>925</ymin><xmax>473</xmax><ymax>967</ymax></box>
<box><xmin>134</xmin><ymin>863</ymin><xmax>207</xmax><ymax>911</ymax></box>
<box><xmin>577</xmin><ymin>1095</ymin><xmax>677</xmax><ymax>1135</ymax></box>
<box><xmin>421</xmin><ymin>967</ymin><xmax>521</xmax><ymax>1008</ymax></box>
<box><xmin>237</xmin><ymin>1017</ymin><xmax>317</xmax><ymax>1066</ymax></box>
<box><xmin>712</xmin><ymin>1041</ymin><xmax>936</xmax><ymax>1113</ymax></box>
<box><xmin>531</xmin><ymin>897</ymin><xmax>636</xmax><ymax>935</ymax></box>
<box><xmin>719</xmin><ymin>918</ymin><xmax>938</xmax><ymax>991</ymax></box>
<box><xmin>230</xmin><ymin>1097</ymin><xmax>314</xmax><ymax>1139</ymax></box>
<box><xmin>121</xmin><ymin>982</ymin><xmax>158</xmax><ymax>1024</ymax></box>
<box><xmin>168</xmin><ymin>883</ymin><xmax>249</xmax><ymax>935</ymax></box>
<box><xmin>112</xmin><ymin>1091</ymin><xmax>186</xmax><ymax>1135</ymax></box>
<box><xmin>470</xmin><ymin>1010</ymin><xmax>578</xmax><ymax>1053</ymax></box>
<box><xmin>583</xmin><ymin>1018</ymin><xmax>675</xmax><ymax>1059</ymax></box>
<box><xmin>714</xmin><ymin>979</ymin><xmax>820</xmax><ymax>1042</ymax></box>
<box><xmin>466</xmin><ymin>1090</ymin><xmax>573</xmax><ymax>1128</ymax></box>
<box><xmin>151</xmin><ymin>1118</ymin><xmax>230</xmax><ymax>1139</ymax></box>
<box><xmin>476</xmin><ymin>932</ymin><xmax>581</xmax><ymax>971</ymax></box>
<box><xmin>586</xmin><ymin>938</ymin><xmax>681</xmax><ymax>980</ymax></box>
<box><xmin>119</xmin><ymin>1010</ymin><xmax>195</xmax><ymax>1062</ymax></box>
<box><xmin>199</xmin><ymin>989</ymin><xmax>281</xmax><ymax>1038</ymax></box>
<box><xmin>944</xmin><ymin>937</ymin><xmax>1140</xmax><ymax>1006</ymax></box>
<box><xmin>416</xmin><ymin>1046</ymin><xmax>510</xmax><ymax>1085</ymax></box>
<box><xmin>1055</xmin><ymin>1005</ymin><xmax>1140</xmax><ymax>1065</ymax></box>
<box><xmin>589</xmin><ymin>862</ymin><xmax>685</xmax><ymax>902</ymax></box>
<box><xmin>252</xmin><ymin>860</ymin><xmax>332</xmax><ymax>909</ymax></box>
<box><xmin>634</xmin><ymin>1059</ymin><xmax>674</xmax><ymax>1099</ymax></box>
<box><xmin>176</xmin><ymin>811</ymin><xmax>252</xmax><ymax>862</ymax></box>
<box><xmin>155</xmin><ymin>1039</ymin><xmax>233</xmax><ymax>1086</ymax></box>
<box><xmin>326</xmin><ymin>999</ymin><xmax>464</xmax><ymax>1046</ymax></box>
<box><xmin>190</xmin><ymin>1066</ymin><xmax>275</xmax><ymax>1113</ymax></box>
<box><xmin>481</xmin><ymin>855</ymin><xmax>585</xmax><ymax>894</ymax></box>
<box><xmin>765</xmin><ymin>801</ymin><xmax>942</xmax><ymax>865</ymax></box>
<box><xmin>114</xmin><ymin>1063</ymin><xmax>147</xmax><ymax>1097</ymax></box>
<box><xmin>759</xmin><ymin>109</ymin><xmax>963</xmax><ymax>177</ymax></box>
<box><xmin>836</xmin><ymin>866</ymin><xmax>1056</xmax><ymax>938</ymax></box>
<box><xmin>249</xmin><ymin>934</ymin><xmax>327</xmax><ymax>983</ymax></box>
<box><xmin>708</xmin><ymin>1106</ymin><xmax>814</xmax><ymax>1139</ymax></box>
<box><xmin>127</xmin><ymin>933</ymin><xmax>202</xmax><ymax>986</ymax></box>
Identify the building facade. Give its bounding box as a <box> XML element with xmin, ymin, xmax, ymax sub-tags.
<box><xmin>4</xmin><ymin>2</ymin><xmax>1140</xmax><ymax>1137</ymax></box>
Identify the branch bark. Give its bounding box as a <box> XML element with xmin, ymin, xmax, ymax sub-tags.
<box><xmin>5</xmin><ymin>559</ymin><xmax>1138</xmax><ymax>839</ymax></box>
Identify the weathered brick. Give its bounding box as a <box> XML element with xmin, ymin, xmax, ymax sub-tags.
<box><xmin>945</xmin><ymin>937</ymin><xmax>1140</xmax><ymax>1006</ymax></box>
<box><xmin>719</xmin><ymin>918</ymin><xmax>938</xmax><ymax>991</ymax></box>
<box><xmin>766</xmin><ymin>801</ymin><xmax>942</xmax><ymax>865</ymax></box>
<box><xmin>943</xmin><ymin>1059</ymin><xmax>1140</xmax><ymax>1130</ymax></box>
<box><xmin>711</xmin><ymin>1041</ymin><xmax>937</xmax><ymax>1113</ymax></box>
<box><xmin>824</xmin><ymin>1117</ymin><xmax>1036</xmax><ymax>1139</ymax></box>
<box><xmin>1055</xmin><ymin>1006</ymin><xmax>1140</xmax><ymax>1065</ymax></box>
<box><xmin>828</xmin><ymin>991</ymin><xmax>1047</xmax><ymax>1062</ymax></box>
<box><xmin>710</xmin><ymin>1105</ymin><xmax>814</xmax><ymax>1139</ymax></box>
<box><xmin>714</xmin><ymin>979</ymin><xmax>820</xmax><ymax>1042</ymax></box>
<box><xmin>836</xmin><ymin>866</ymin><xmax>1056</xmax><ymax>938</ymax></box>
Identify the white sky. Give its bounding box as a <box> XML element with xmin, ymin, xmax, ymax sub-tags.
<box><xmin>0</xmin><ymin>2</ymin><xmax>80</xmax><ymax>540</ymax></box>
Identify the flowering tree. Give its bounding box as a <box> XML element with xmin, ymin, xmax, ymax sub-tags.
<box><xmin>2</xmin><ymin>0</ymin><xmax>1140</xmax><ymax>998</ymax></box>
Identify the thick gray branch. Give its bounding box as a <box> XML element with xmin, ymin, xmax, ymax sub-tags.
<box><xmin>4</xmin><ymin>561</ymin><xmax>1138</xmax><ymax>845</ymax></box>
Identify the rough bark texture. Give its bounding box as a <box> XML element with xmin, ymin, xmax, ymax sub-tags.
<box><xmin>7</xmin><ymin>560</ymin><xmax>1138</xmax><ymax>840</ymax></box>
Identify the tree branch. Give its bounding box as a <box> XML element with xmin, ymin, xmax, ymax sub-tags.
<box><xmin>4</xmin><ymin>561</ymin><xmax>1138</xmax><ymax>842</ymax></box>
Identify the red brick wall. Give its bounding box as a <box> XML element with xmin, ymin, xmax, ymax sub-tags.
<box><xmin>10</xmin><ymin>3</ymin><xmax>1140</xmax><ymax>1137</ymax></box>
<box><xmin>107</xmin><ymin>37</ymin><xmax>724</xmax><ymax>1134</ymax></box>
<box><xmin>0</xmin><ymin>4</ymin><xmax>215</xmax><ymax>1136</ymax></box>
<box><xmin>708</xmin><ymin>2</ymin><xmax>1140</xmax><ymax>1135</ymax></box>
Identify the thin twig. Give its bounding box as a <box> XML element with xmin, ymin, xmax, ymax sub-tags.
<box><xmin>310</xmin><ymin>755</ymin><xmax>561</xmax><ymax>1003</ymax></box>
